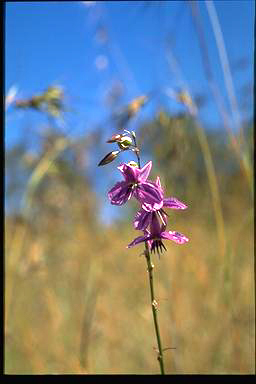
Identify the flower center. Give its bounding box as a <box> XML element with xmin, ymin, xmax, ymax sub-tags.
<box><xmin>132</xmin><ymin>182</ymin><xmax>139</xmax><ymax>189</ymax></box>
<box><xmin>151</xmin><ymin>239</ymin><xmax>167</xmax><ymax>257</ymax></box>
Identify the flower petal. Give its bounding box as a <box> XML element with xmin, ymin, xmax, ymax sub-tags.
<box><xmin>157</xmin><ymin>209</ymin><xmax>168</xmax><ymax>227</ymax></box>
<box><xmin>149</xmin><ymin>213</ymin><xmax>162</xmax><ymax>236</ymax></box>
<box><xmin>137</xmin><ymin>161</ymin><xmax>152</xmax><ymax>182</ymax></box>
<box><xmin>135</xmin><ymin>182</ymin><xmax>163</xmax><ymax>211</ymax></box>
<box><xmin>117</xmin><ymin>163</ymin><xmax>139</xmax><ymax>183</ymax></box>
<box><xmin>108</xmin><ymin>181</ymin><xmax>133</xmax><ymax>205</ymax></box>
<box><xmin>161</xmin><ymin>231</ymin><xmax>189</xmax><ymax>244</ymax></box>
<box><xmin>133</xmin><ymin>209</ymin><xmax>152</xmax><ymax>230</ymax></box>
<box><xmin>155</xmin><ymin>176</ymin><xmax>162</xmax><ymax>189</ymax></box>
<box><xmin>146</xmin><ymin>238</ymin><xmax>154</xmax><ymax>250</ymax></box>
<box><xmin>163</xmin><ymin>197</ymin><xmax>187</xmax><ymax>210</ymax></box>
<box><xmin>142</xmin><ymin>201</ymin><xmax>163</xmax><ymax>212</ymax></box>
<box><xmin>127</xmin><ymin>234</ymin><xmax>150</xmax><ymax>248</ymax></box>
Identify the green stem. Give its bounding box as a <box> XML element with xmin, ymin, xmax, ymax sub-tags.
<box><xmin>144</xmin><ymin>242</ymin><xmax>165</xmax><ymax>375</ymax></box>
<box><xmin>130</xmin><ymin>133</ymin><xmax>165</xmax><ymax>374</ymax></box>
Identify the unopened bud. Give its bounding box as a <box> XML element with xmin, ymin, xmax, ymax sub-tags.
<box><xmin>117</xmin><ymin>136</ymin><xmax>133</xmax><ymax>150</ymax></box>
<box><xmin>127</xmin><ymin>161</ymin><xmax>138</xmax><ymax>168</ymax></box>
<box><xmin>98</xmin><ymin>150</ymin><xmax>120</xmax><ymax>166</ymax></box>
<box><xmin>106</xmin><ymin>133</ymin><xmax>123</xmax><ymax>143</ymax></box>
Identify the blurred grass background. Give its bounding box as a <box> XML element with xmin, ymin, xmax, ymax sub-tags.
<box><xmin>5</xmin><ymin>1</ymin><xmax>254</xmax><ymax>374</ymax></box>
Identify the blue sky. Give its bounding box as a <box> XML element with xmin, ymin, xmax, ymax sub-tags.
<box><xmin>5</xmin><ymin>1</ymin><xmax>254</xmax><ymax>222</ymax></box>
<box><xmin>5</xmin><ymin>1</ymin><xmax>254</xmax><ymax>142</ymax></box>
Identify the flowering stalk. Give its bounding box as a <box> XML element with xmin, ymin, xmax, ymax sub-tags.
<box><xmin>131</xmin><ymin>131</ymin><xmax>165</xmax><ymax>374</ymax></box>
<box><xmin>99</xmin><ymin>125</ymin><xmax>188</xmax><ymax>374</ymax></box>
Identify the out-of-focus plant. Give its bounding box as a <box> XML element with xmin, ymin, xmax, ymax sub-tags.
<box><xmin>14</xmin><ymin>85</ymin><xmax>66</xmax><ymax>119</ymax></box>
<box><xmin>189</xmin><ymin>1</ymin><xmax>253</xmax><ymax>195</ymax></box>
<box><xmin>112</xmin><ymin>94</ymin><xmax>149</xmax><ymax>130</ymax></box>
<box><xmin>5</xmin><ymin>84</ymin><xmax>97</xmax><ymax>352</ymax></box>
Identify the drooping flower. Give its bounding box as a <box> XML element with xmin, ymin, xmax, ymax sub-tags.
<box><xmin>108</xmin><ymin>161</ymin><xmax>163</xmax><ymax>210</ymax></box>
<box><xmin>128</xmin><ymin>213</ymin><xmax>188</xmax><ymax>256</ymax></box>
<box><xmin>134</xmin><ymin>176</ymin><xmax>187</xmax><ymax>230</ymax></box>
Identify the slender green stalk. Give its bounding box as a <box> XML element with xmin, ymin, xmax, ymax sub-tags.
<box><xmin>144</xmin><ymin>243</ymin><xmax>165</xmax><ymax>374</ymax></box>
<box><xmin>132</xmin><ymin>132</ymin><xmax>165</xmax><ymax>375</ymax></box>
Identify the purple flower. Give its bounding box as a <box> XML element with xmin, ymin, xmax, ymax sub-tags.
<box><xmin>108</xmin><ymin>161</ymin><xmax>163</xmax><ymax>209</ymax></box>
<box><xmin>133</xmin><ymin>209</ymin><xmax>166</xmax><ymax>231</ymax></box>
<box><xmin>128</xmin><ymin>214</ymin><xmax>188</xmax><ymax>256</ymax></box>
<box><xmin>134</xmin><ymin>176</ymin><xmax>187</xmax><ymax>230</ymax></box>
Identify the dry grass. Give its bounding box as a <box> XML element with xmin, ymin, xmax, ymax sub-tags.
<box><xmin>5</xmin><ymin>170</ymin><xmax>254</xmax><ymax>373</ymax></box>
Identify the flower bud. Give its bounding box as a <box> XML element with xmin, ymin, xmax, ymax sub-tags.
<box><xmin>127</xmin><ymin>161</ymin><xmax>138</xmax><ymax>168</ymax></box>
<box><xmin>106</xmin><ymin>133</ymin><xmax>123</xmax><ymax>143</ymax></box>
<box><xmin>98</xmin><ymin>150</ymin><xmax>120</xmax><ymax>166</ymax></box>
<box><xmin>117</xmin><ymin>136</ymin><xmax>133</xmax><ymax>150</ymax></box>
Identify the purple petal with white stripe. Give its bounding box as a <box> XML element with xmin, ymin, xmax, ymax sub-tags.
<box><xmin>108</xmin><ymin>181</ymin><xmax>133</xmax><ymax>205</ymax></box>
<box><xmin>161</xmin><ymin>231</ymin><xmax>189</xmax><ymax>244</ymax></box>
<box><xmin>117</xmin><ymin>163</ymin><xmax>138</xmax><ymax>183</ymax></box>
<box><xmin>137</xmin><ymin>161</ymin><xmax>152</xmax><ymax>182</ymax></box>
<box><xmin>163</xmin><ymin>197</ymin><xmax>187</xmax><ymax>210</ymax></box>
<box><xmin>134</xmin><ymin>182</ymin><xmax>163</xmax><ymax>210</ymax></box>
<box><xmin>127</xmin><ymin>233</ymin><xmax>150</xmax><ymax>248</ymax></box>
<box><xmin>133</xmin><ymin>209</ymin><xmax>153</xmax><ymax>230</ymax></box>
